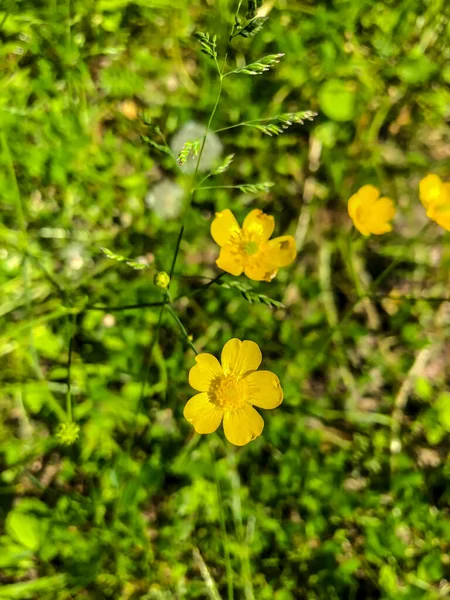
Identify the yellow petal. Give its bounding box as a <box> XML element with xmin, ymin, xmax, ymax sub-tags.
<box><xmin>374</xmin><ymin>196</ymin><xmax>395</xmax><ymax>221</ymax></box>
<box><xmin>365</xmin><ymin>196</ymin><xmax>395</xmax><ymax>235</ymax></box>
<box><xmin>419</xmin><ymin>174</ymin><xmax>444</xmax><ymax>209</ymax></box>
<box><xmin>189</xmin><ymin>353</ymin><xmax>223</xmax><ymax>392</ymax></box>
<box><xmin>221</xmin><ymin>339</ymin><xmax>262</xmax><ymax>376</ymax></box>
<box><xmin>244</xmin><ymin>260</ymin><xmax>277</xmax><ymax>282</ymax></box>
<box><xmin>357</xmin><ymin>184</ymin><xmax>380</xmax><ymax>204</ymax></box>
<box><xmin>367</xmin><ymin>221</ymin><xmax>393</xmax><ymax>235</ymax></box>
<box><xmin>431</xmin><ymin>205</ymin><xmax>450</xmax><ymax>231</ymax></box>
<box><xmin>348</xmin><ymin>192</ymin><xmax>363</xmax><ymax>222</ymax></box>
<box><xmin>183</xmin><ymin>393</ymin><xmax>223</xmax><ymax>434</ymax></box>
<box><xmin>223</xmin><ymin>404</ymin><xmax>264</xmax><ymax>446</ymax></box>
<box><xmin>216</xmin><ymin>245</ymin><xmax>244</xmax><ymax>276</ymax></box>
<box><xmin>265</xmin><ymin>236</ymin><xmax>297</xmax><ymax>267</ymax></box>
<box><xmin>244</xmin><ymin>370</ymin><xmax>283</xmax><ymax>409</ymax></box>
<box><xmin>242</xmin><ymin>209</ymin><xmax>275</xmax><ymax>241</ymax></box>
<box><xmin>211</xmin><ymin>209</ymin><xmax>241</xmax><ymax>247</ymax></box>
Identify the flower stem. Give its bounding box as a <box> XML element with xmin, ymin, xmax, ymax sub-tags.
<box><xmin>65</xmin><ymin>314</ymin><xmax>76</xmax><ymax>422</ymax></box>
<box><xmin>211</xmin><ymin>443</ymin><xmax>234</xmax><ymax>600</ymax></box>
<box><xmin>165</xmin><ymin>303</ymin><xmax>199</xmax><ymax>355</ymax></box>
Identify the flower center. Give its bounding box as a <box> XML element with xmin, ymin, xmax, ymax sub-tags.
<box><xmin>245</xmin><ymin>241</ymin><xmax>259</xmax><ymax>255</ymax></box>
<box><xmin>208</xmin><ymin>375</ymin><xmax>248</xmax><ymax>411</ymax></box>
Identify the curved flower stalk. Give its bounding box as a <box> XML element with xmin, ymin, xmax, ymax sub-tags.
<box><xmin>184</xmin><ymin>339</ymin><xmax>283</xmax><ymax>446</ymax></box>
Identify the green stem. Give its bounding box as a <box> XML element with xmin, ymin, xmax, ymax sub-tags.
<box><xmin>211</xmin><ymin>444</ymin><xmax>234</xmax><ymax>600</ymax></box>
<box><xmin>166</xmin><ymin>304</ymin><xmax>199</xmax><ymax>355</ymax></box>
<box><xmin>85</xmin><ymin>274</ymin><xmax>225</xmax><ymax>313</ymax></box>
<box><xmin>66</xmin><ymin>315</ymin><xmax>76</xmax><ymax>422</ymax></box>
<box><xmin>212</xmin><ymin>115</ymin><xmax>285</xmax><ymax>135</ymax></box>
<box><xmin>1</xmin><ymin>128</ymin><xmax>25</xmax><ymax>232</ymax></box>
<box><xmin>136</xmin><ymin>296</ymin><xmax>168</xmax><ymax>415</ymax></box>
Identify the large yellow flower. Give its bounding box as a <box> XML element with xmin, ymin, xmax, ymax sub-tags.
<box><xmin>419</xmin><ymin>174</ymin><xmax>450</xmax><ymax>231</ymax></box>
<box><xmin>348</xmin><ymin>185</ymin><xmax>395</xmax><ymax>236</ymax></box>
<box><xmin>183</xmin><ymin>339</ymin><xmax>283</xmax><ymax>446</ymax></box>
<box><xmin>211</xmin><ymin>209</ymin><xmax>296</xmax><ymax>282</ymax></box>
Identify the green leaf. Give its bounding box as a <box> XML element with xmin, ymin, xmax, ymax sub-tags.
<box><xmin>232</xmin><ymin>53</ymin><xmax>284</xmax><ymax>76</ymax></box>
<box><xmin>220</xmin><ymin>281</ymin><xmax>284</xmax><ymax>309</ymax></box>
<box><xmin>6</xmin><ymin>512</ymin><xmax>41</xmax><ymax>551</ymax></box>
<box><xmin>194</xmin><ymin>32</ymin><xmax>217</xmax><ymax>59</ymax></box>
<box><xmin>211</xmin><ymin>154</ymin><xmax>235</xmax><ymax>175</ymax></box>
<box><xmin>177</xmin><ymin>139</ymin><xmax>201</xmax><ymax>165</ymax></box>
<box><xmin>237</xmin><ymin>182</ymin><xmax>274</xmax><ymax>193</ymax></box>
<box><xmin>101</xmin><ymin>247</ymin><xmax>127</xmax><ymax>262</ymax></box>
<box><xmin>318</xmin><ymin>79</ymin><xmax>355</xmax><ymax>122</ymax></box>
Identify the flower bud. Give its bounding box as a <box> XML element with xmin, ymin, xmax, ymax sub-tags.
<box><xmin>154</xmin><ymin>271</ymin><xmax>170</xmax><ymax>289</ymax></box>
<box><xmin>56</xmin><ymin>422</ymin><xmax>80</xmax><ymax>446</ymax></box>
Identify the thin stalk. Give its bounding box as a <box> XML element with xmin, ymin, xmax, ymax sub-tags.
<box><xmin>65</xmin><ymin>314</ymin><xmax>76</xmax><ymax>422</ymax></box>
<box><xmin>86</xmin><ymin>301</ymin><xmax>165</xmax><ymax>312</ymax></box>
<box><xmin>211</xmin><ymin>444</ymin><xmax>234</xmax><ymax>600</ymax></box>
<box><xmin>1</xmin><ymin>129</ymin><xmax>25</xmax><ymax>231</ymax></box>
<box><xmin>198</xmin><ymin>185</ymin><xmax>255</xmax><ymax>191</ymax></box>
<box><xmin>212</xmin><ymin>115</ymin><xmax>287</xmax><ymax>135</ymax></box>
<box><xmin>136</xmin><ymin>66</ymin><xmax>224</xmax><ymax>404</ymax></box>
<box><xmin>165</xmin><ymin>303</ymin><xmax>199</xmax><ymax>355</ymax></box>
<box><xmin>136</xmin><ymin>296</ymin><xmax>167</xmax><ymax>416</ymax></box>
<box><xmin>84</xmin><ymin>274</ymin><xmax>225</xmax><ymax>313</ymax></box>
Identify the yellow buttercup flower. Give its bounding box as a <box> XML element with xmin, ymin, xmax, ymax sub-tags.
<box><xmin>211</xmin><ymin>209</ymin><xmax>296</xmax><ymax>282</ymax></box>
<box><xmin>348</xmin><ymin>185</ymin><xmax>395</xmax><ymax>236</ymax></box>
<box><xmin>183</xmin><ymin>339</ymin><xmax>283</xmax><ymax>446</ymax></box>
<box><xmin>419</xmin><ymin>174</ymin><xmax>450</xmax><ymax>231</ymax></box>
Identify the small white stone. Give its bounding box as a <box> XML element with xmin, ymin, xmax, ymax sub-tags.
<box><xmin>171</xmin><ymin>121</ymin><xmax>223</xmax><ymax>174</ymax></box>
<box><xmin>145</xmin><ymin>179</ymin><xmax>184</xmax><ymax>220</ymax></box>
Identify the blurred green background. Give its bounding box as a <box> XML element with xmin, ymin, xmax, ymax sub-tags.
<box><xmin>1</xmin><ymin>0</ymin><xmax>450</xmax><ymax>598</ymax></box>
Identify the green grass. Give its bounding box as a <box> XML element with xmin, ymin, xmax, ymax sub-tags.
<box><xmin>1</xmin><ymin>0</ymin><xmax>450</xmax><ymax>598</ymax></box>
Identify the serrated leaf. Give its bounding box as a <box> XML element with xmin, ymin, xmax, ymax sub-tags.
<box><xmin>211</xmin><ymin>154</ymin><xmax>235</xmax><ymax>175</ymax></box>
<box><xmin>233</xmin><ymin>53</ymin><xmax>284</xmax><ymax>76</ymax></box>
<box><xmin>101</xmin><ymin>247</ymin><xmax>127</xmax><ymax>262</ymax></box>
<box><xmin>237</xmin><ymin>182</ymin><xmax>274</xmax><ymax>193</ymax></box>
<box><xmin>234</xmin><ymin>16</ymin><xmax>268</xmax><ymax>39</ymax></box>
<box><xmin>194</xmin><ymin>32</ymin><xmax>217</xmax><ymax>59</ymax></box>
<box><xmin>177</xmin><ymin>139</ymin><xmax>201</xmax><ymax>165</ymax></box>
<box><xmin>141</xmin><ymin>135</ymin><xmax>172</xmax><ymax>156</ymax></box>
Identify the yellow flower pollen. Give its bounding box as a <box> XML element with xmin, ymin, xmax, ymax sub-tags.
<box><xmin>208</xmin><ymin>375</ymin><xmax>248</xmax><ymax>411</ymax></box>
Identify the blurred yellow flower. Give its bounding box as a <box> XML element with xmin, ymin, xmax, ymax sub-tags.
<box><xmin>211</xmin><ymin>209</ymin><xmax>296</xmax><ymax>281</ymax></box>
<box><xmin>348</xmin><ymin>185</ymin><xmax>395</xmax><ymax>236</ymax></box>
<box><xmin>184</xmin><ymin>339</ymin><xmax>283</xmax><ymax>446</ymax></box>
<box><xmin>419</xmin><ymin>174</ymin><xmax>450</xmax><ymax>231</ymax></box>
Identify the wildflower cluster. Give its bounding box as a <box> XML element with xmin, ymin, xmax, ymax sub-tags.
<box><xmin>348</xmin><ymin>174</ymin><xmax>449</xmax><ymax>237</ymax></box>
<box><xmin>92</xmin><ymin>5</ymin><xmax>446</xmax><ymax>450</ymax></box>
<box><xmin>183</xmin><ymin>208</ymin><xmax>295</xmax><ymax>445</ymax></box>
